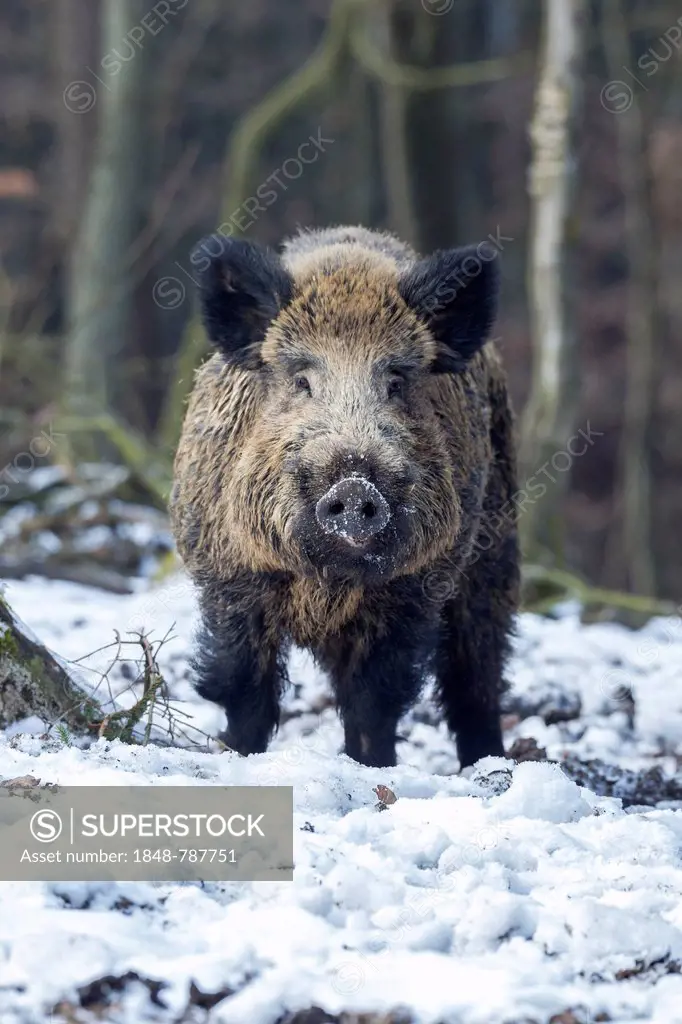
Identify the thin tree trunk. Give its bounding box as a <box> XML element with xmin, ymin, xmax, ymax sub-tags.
<box><xmin>519</xmin><ymin>0</ymin><xmax>586</xmax><ymax>557</ymax></box>
<box><xmin>64</xmin><ymin>0</ymin><xmax>150</xmax><ymax>433</ymax></box>
<box><xmin>377</xmin><ymin>3</ymin><xmax>418</xmax><ymax>246</ymax></box>
<box><xmin>50</xmin><ymin>0</ymin><xmax>99</xmax><ymax>247</ymax></box>
<box><xmin>382</xmin><ymin>0</ymin><xmax>465</xmax><ymax>254</ymax></box>
<box><xmin>602</xmin><ymin>0</ymin><xmax>657</xmax><ymax>595</ymax></box>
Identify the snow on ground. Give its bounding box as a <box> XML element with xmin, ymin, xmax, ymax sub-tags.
<box><xmin>1</xmin><ymin>575</ymin><xmax>682</xmax><ymax>1023</ymax></box>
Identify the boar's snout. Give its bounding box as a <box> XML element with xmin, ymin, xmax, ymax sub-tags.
<box><xmin>315</xmin><ymin>476</ymin><xmax>391</xmax><ymax>546</ymax></box>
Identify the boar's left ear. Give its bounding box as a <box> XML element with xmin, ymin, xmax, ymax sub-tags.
<box><xmin>191</xmin><ymin>235</ymin><xmax>294</xmax><ymax>368</ymax></box>
<box><xmin>398</xmin><ymin>245</ymin><xmax>499</xmax><ymax>373</ymax></box>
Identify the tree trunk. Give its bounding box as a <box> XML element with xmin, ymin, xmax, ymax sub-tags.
<box><xmin>602</xmin><ymin>0</ymin><xmax>657</xmax><ymax>596</ymax></box>
<box><xmin>376</xmin><ymin>4</ymin><xmax>418</xmax><ymax>246</ymax></box>
<box><xmin>63</xmin><ymin>0</ymin><xmax>152</xmax><ymax>441</ymax></box>
<box><xmin>0</xmin><ymin>594</ymin><xmax>94</xmax><ymax>732</ymax></box>
<box><xmin>383</xmin><ymin>0</ymin><xmax>469</xmax><ymax>254</ymax></box>
<box><xmin>49</xmin><ymin>0</ymin><xmax>99</xmax><ymax>248</ymax></box>
<box><xmin>519</xmin><ymin>0</ymin><xmax>587</xmax><ymax>558</ymax></box>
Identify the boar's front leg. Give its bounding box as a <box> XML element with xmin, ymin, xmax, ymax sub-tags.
<box><xmin>193</xmin><ymin>583</ymin><xmax>286</xmax><ymax>755</ymax></box>
<box><xmin>320</xmin><ymin>605</ymin><xmax>432</xmax><ymax>768</ymax></box>
<box><xmin>435</xmin><ymin>542</ymin><xmax>517</xmax><ymax>769</ymax></box>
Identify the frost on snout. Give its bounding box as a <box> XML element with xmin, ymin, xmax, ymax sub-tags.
<box><xmin>315</xmin><ymin>475</ymin><xmax>391</xmax><ymax>547</ymax></box>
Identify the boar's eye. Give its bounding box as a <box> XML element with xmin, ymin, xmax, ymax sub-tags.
<box><xmin>294</xmin><ymin>375</ymin><xmax>312</xmax><ymax>396</ymax></box>
<box><xmin>387</xmin><ymin>376</ymin><xmax>405</xmax><ymax>400</ymax></box>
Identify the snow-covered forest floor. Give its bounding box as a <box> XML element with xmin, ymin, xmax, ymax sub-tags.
<box><xmin>2</xmin><ymin>572</ymin><xmax>682</xmax><ymax>1024</ymax></box>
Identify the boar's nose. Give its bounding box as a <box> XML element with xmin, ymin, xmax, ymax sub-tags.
<box><xmin>315</xmin><ymin>476</ymin><xmax>391</xmax><ymax>544</ymax></box>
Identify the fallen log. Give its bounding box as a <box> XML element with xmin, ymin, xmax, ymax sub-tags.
<box><xmin>0</xmin><ymin>591</ymin><xmax>97</xmax><ymax>732</ymax></box>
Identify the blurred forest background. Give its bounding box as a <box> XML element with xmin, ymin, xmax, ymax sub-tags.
<box><xmin>1</xmin><ymin>0</ymin><xmax>681</xmax><ymax>606</ymax></box>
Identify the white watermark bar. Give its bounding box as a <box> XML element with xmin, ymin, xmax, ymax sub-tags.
<box><xmin>0</xmin><ymin>784</ymin><xmax>293</xmax><ymax>882</ymax></box>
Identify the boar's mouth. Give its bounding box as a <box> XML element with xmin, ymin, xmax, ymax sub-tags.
<box><xmin>312</xmin><ymin>542</ymin><xmax>401</xmax><ymax>585</ymax></box>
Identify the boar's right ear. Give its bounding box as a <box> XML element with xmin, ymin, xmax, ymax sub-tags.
<box><xmin>191</xmin><ymin>235</ymin><xmax>294</xmax><ymax>368</ymax></box>
<box><xmin>398</xmin><ymin>245</ymin><xmax>499</xmax><ymax>373</ymax></box>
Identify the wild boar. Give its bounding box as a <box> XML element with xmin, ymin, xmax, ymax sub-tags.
<box><xmin>170</xmin><ymin>226</ymin><xmax>519</xmax><ymax>768</ymax></box>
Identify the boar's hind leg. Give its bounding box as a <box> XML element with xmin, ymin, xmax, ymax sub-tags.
<box><xmin>193</xmin><ymin>593</ymin><xmax>286</xmax><ymax>756</ymax></box>
<box><xmin>436</xmin><ymin>540</ymin><xmax>518</xmax><ymax>769</ymax></box>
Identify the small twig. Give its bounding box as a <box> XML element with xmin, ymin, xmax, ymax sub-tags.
<box><xmin>137</xmin><ymin>631</ymin><xmax>162</xmax><ymax>745</ymax></box>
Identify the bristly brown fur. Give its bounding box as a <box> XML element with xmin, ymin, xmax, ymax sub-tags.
<box><xmin>171</xmin><ymin>225</ymin><xmax>519</xmax><ymax>768</ymax></box>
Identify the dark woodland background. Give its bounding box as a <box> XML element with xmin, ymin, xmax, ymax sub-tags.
<box><xmin>1</xmin><ymin>0</ymin><xmax>681</xmax><ymax>605</ymax></box>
